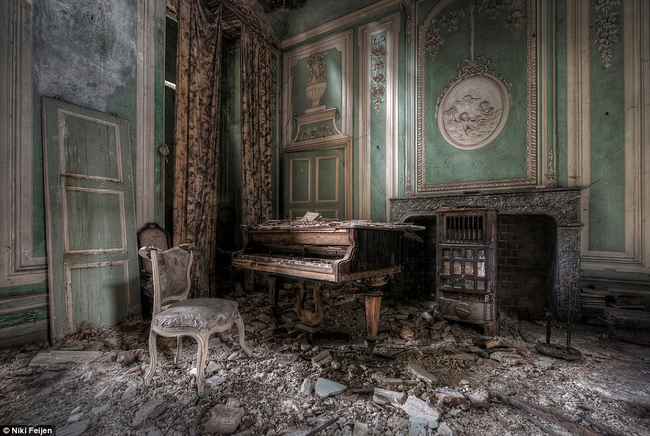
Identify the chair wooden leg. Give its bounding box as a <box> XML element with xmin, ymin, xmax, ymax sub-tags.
<box><xmin>144</xmin><ymin>329</ymin><xmax>158</xmax><ymax>385</ymax></box>
<box><xmin>195</xmin><ymin>335</ymin><xmax>208</xmax><ymax>395</ymax></box>
<box><xmin>235</xmin><ymin>313</ymin><xmax>253</xmax><ymax>357</ymax></box>
<box><xmin>174</xmin><ymin>336</ymin><xmax>183</xmax><ymax>364</ymax></box>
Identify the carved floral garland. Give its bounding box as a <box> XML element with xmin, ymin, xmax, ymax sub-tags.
<box><xmin>371</xmin><ymin>34</ymin><xmax>387</xmax><ymax>115</ymax></box>
<box><xmin>593</xmin><ymin>0</ymin><xmax>621</xmax><ymax>68</ymax></box>
<box><xmin>424</xmin><ymin>0</ymin><xmax>526</xmax><ymax>61</ymax></box>
<box><xmin>307</xmin><ymin>52</ymin><xmax>326</xmax><ymax>84</ymax></box>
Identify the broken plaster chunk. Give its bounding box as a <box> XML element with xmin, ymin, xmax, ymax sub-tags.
<box><xmin>435</xmin><ymin>389</ymin><xmax>469</xmax><ymax>411</ymax></box>
<box><xmin>352</xmin><ymin>421</ymin><xmax>369</xmax><ymax>436</ymax></box>
<box><xmin>300</xmin><ymin>378</ymin><xmax>314</xmax><ymax>396</ymax></box>
<box><xmin>409</xmin><ymin>416</ymin><xmax>438</xmax><ymax>435</ymax></box>
<box><xmin>314</xmin><ymin>377</ymin><xmax>347</xmax><ymax>398</ymax></box>
<box><xmin>283</xmin><ymin>415</ymin><xmax>339</xmax><ymax>436</ymax></box>
<box><xmin>29</xmin><ymin>350</ymin><xmax>103</xmax><ymax>367</ymax></box>
<box><xmin>90</xmin><ymin>403</ymin><xmax>110</xmax><ymax>417</ymax></box>
<box><xmin>276</xmin><ymin>353</ymin><xmax>298</xmax><ymax>365</ymax></box>
<box><xmin>121</xmin><ymin>384</ymin><xmax>138</xmax><ymax>400</ymax></box>
<box><xmin>131</xmin><ymin>399</ymin><xmax>165</xmax><ymax>428</ymax></box>
<box><xmin>116</xmin><ymin>349</ymin><xmax>143</xmax><ymax>365</ymax></box>
<box><xmin>438</xmin><ymin>422</ymin><xmax>453</xmax><ymax>436</ymax></box>
<box><xmin>467</xmin><ymin>391</ymin><xmax>490</xmax><ymax>409</ymax></box>
<box><xmin>206</xmin><ymin>360</ymin><xmax>220</xmax><ymax>375</ymax></box>
<box><xmin>407</xmin><ymin>362</ymin><xmax>438</xmax><ymax>385</ymax></box>
<box><xmin>401</xmin><ymin>395</ymin><xmax>440</xmax><ymax>422</ymax></box>
<box><xmin>226</xmin><ymin>397</ymin><xmax>242</xmax><ymax>408</ymax></box>
<box><xmin>312</xmin><ymin>350</ymin><xmax>332</xmax><ymax>367</ymax></box>
<box><xmin>533</xmin><ymin>359</ymin><xmax>553</xmax><ymax>370</ymax></box>
<box><xmin>400</xmin><ymin>325</ymin><xmax>419</xmax><ymax>341</ymax></box>
<box><xmin>373</xmin><ymin>388</ymin><xmax>407</xmax><ymax>407</ymax></box>
<box><xmin>94</xmin><ymin>385</ymin><xmax>113</xmax><ymax>399</ymax></box>
<box><xmin>489</xmin><ymin>350</ymin><xmax>523</xmax><ymax>367</ymax></box>
<box><xmin>484</xmin><ymin>338</ymin><xmax>502</xmax><ymax>349</ymax></box>
<box><xmin>67</xmin><ymin>413</ymin><xmax>84</xmax><ymax>423</ymax></box>
<box><xmin>371</xmin><ymin>371</ymin><xmax>402</xmax><ymax>386</ymax></box>
<box><xmin>203</xmin><ymin>404</ymin><xmax>245</xmax><ymax>434</ymax></box>
<box><xmin>57</xmin><ymin>419</ymin><xmax>90</xmax><ymax>436</ymax></box>
<box><xmin>205</xmin><ymin>375</ymin><xmax>227</xmax><ymax>389</ymax></box>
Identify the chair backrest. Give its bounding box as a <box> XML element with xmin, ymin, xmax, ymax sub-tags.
<box><xmin>137</xmin><ymin>223</ymin><xmax>170</xmax><ymax>275</ymax></box>
<box><xmin>139</xmin><ymin>244</ymin><xmax>193</xmax><ymax>312</ymax></box>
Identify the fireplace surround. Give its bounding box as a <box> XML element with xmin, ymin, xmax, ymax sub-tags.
<box><xmin>390</xmin><ymin>187</ymin><xmax>583</xmax><ymax>320</ymax></box>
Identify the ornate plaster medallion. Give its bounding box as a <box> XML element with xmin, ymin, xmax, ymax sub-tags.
<box><xmin>437</xmin><ymin>73</ymin><xmax>510</xmax><ymax>150</ymax></box>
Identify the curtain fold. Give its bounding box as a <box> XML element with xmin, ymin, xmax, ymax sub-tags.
<box><xmin>173</xmin><ymin>0</ymin><xmax>223</xmax><ymax>297</ymax></box>
<box><xmin>240</xmin><ymin>27</ymin><xmax>273</xmax><ymax>228</ymax></box>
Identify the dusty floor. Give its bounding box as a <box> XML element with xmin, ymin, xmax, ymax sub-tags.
<box><xmin>1</xmin><ymin>284</ymin><xmax>649</xmax><ymax>436</ymax></box>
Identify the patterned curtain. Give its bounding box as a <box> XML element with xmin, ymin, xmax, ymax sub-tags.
<box><xmin>173</xmin><ymin>0</ymin><xmax>222</xmax><ymax>297</ymax></box>
<box><xmin>240</xmin><ymin>27</ymin><xmax>273</xmax><ymax>228</ymax></box>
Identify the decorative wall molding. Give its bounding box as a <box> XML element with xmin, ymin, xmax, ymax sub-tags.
<box><xmin>358</xmin><ymin>14</ymin><xmax>399</xmax><ymax>220</ymax></box>
<box><xmin>282</xmin><ymin>30</ymin><xmax>353</xmax><ymax>148</ymax></box>
<box><xmin>566</xmin><ymin>0</ymin><xmax>589</xmax><ymax>189</ymax></box>
<box><xmin>578</xmin><ymin>0</ymin><xmax>650</xmax><ymax>273</ymax></box>
<box><xmin>401</xmin><ymin>0</ymin><xmax>413</xmax><ymax>44</ymax></box>
<box><xmin>371</xmin><ymin>34</ymin><xmax>387</xmax><ymax>114</ymax></box>
<box><xmin>416</xmin><ymin>0</ymin><xmax>540</xmax><ymax>193</ymax></box>
<box><xmin>593</xmin><ymin>0</ymin><xmax>621</xmax><ymax>68</ymax></box>
<box><xmin>0</xmin><ymin>0</ymin><xmax>46</xmax><ymax>287</ymax></box>
<box><xmin>135</xmin><ymin>0</ymin><xmax>158</xmax><ymax>229</ymax></box>
<box><xmin>540</xmin><ymin>1</ymin><xmax>557</xmax><ymax>187</ymax></box>
<box><xmin>280</xmin><ymin>0</ymin><xmax>401</xmax><ymax>49</ymax></box>
<box><xmin>291</xmin><ymin>108</ymin><xmax>346</xmax><ymax>144</ymax></box>
<box><xmin>423</xmin><ymin>0</ymin><xmax>526</xmax><ymax>61</ymax></box>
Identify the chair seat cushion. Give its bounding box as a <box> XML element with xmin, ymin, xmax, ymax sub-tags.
<box><xmin>152</xmin><ymin>298</ymin><xmax>239</xmax><ymax>332</ymax></box>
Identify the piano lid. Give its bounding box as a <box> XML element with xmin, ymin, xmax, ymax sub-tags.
<box><xmin>248</xmin><ymin>219</ymin><xmax>425</xmax><ymax>241</ymax></box>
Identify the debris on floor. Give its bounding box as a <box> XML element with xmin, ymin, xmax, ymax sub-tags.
<box><xmin>0</xmin><ymin>286</ymin><xmax>649</xmax><ymax>435</ymax></box>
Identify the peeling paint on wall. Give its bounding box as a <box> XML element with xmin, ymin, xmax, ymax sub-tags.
<box><xmin>33</xmin><ymin>0</ymin><xmax>137</xmax><ymax>114</ymax></box>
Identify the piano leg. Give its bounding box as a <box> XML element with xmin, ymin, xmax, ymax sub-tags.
<box><xmin>267</xmin><ymin>275</ymin><xmax>282</xmax><ymax>318</ymax></box>
<box><xmin>364</xmin><ymin>290</ymin><xmax>383</xmax><ymax>353</ymax></box>
<box><xmin>296</xmin><ymin>280</ymin><xmax>324</xmax><ymax>327</ymax></box>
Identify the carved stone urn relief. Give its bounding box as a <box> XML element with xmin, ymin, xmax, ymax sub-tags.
<box><xmin>305</xmin><ymin>52</ymin><xmax>327</xmax><ymax>113</ymax></box>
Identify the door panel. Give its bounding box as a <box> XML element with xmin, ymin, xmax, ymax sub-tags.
<box><xmin>284</xmin><ymin>149</ymin><xmax>344</xmax><ymax>220</ymax></box>
<box><xmin>289</xmin><ymin>158</ymin><xmax>311</xmax><ymax>204</ymax></box>
<box><xmin>316</xmin><ymin>156</ymin><xmax>339</xmax><ymax>202</ymax></box>
<box><xmin>42</xmin><ymin>97</ymin><xmax>140</xmax><ymax>342</ymax></box>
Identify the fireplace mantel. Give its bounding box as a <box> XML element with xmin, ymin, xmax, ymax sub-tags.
<box><xmin>390</xmin><ymin>187</ymin><xmax>583</xmax><ymax>319</ymax></box>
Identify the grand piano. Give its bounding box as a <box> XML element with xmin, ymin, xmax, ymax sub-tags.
<box><xmin>231</xmin><ymin>218</ymin><xmax>423</xmax><ymax>348</ymax></box>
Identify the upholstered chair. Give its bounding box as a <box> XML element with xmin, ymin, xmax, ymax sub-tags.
<box><xmin>139</xmin><ymin>244</ymin><xmax>252</xmax><ymax>394</ymax></box>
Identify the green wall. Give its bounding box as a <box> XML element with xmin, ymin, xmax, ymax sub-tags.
<box><xmin>274</xmin><ymin>0</ymin><xmax>380</xmax><ymax>40</ymax></box>
<box><xmin>0</xmin><ymin>0</ymin><xmax>166</xmax><ymax>347</ymax></box>
<box><xmin>587</xmin><ymin>2</ymin><xmax>626</xmax><ymax>252</ymax></box>
<box><xmin>276</xmin><ymin>0</ymin><xmax>650</xmax><ymax>288</ymax></box>
<box><xmin>2</xmin><ymin>0</ymin><xmax>648</xmax><ymax>347</ymax></box>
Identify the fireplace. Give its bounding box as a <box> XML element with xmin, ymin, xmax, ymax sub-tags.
<box><xmin>390</xmin><ymin>187</ymin><xmax>583</xmax><ymax>322</ymax></box>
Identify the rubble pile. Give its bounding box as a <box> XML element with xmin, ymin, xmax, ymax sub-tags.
<box><xmin>0</xmin><ymin>285</ymin><xmax>649</xmax><ymax>435</ymax></box>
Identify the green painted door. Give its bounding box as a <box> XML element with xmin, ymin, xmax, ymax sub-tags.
<box><xmin>42</xmin><ymin>97</ymin><xmax>140</xmax><ymax>342</ymax></box>
<box><xmin>283</xmin><ymin>149</ymin><xmax>345</xmax><ymax>220</ymax></box>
